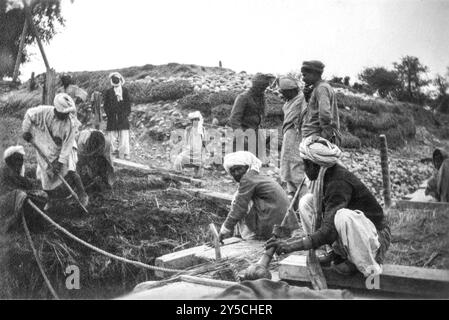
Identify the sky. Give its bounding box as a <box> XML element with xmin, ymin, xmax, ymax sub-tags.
<box><xmin>19</xmin><ymin>0</ymin><xmax>449</xmax><ymax>83</ymax></box>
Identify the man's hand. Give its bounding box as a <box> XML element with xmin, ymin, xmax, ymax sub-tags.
<box><xmin>23</xmin><ymin>132</ymin><xmax>33</xmax><ymax>142</ymax></box>
<box><xmin>265</xmin><ymin>238</ymin><xmax>293</xmax><ymax>255</ymax></box>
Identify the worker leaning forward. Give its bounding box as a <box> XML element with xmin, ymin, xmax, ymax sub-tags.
<box><xmin>22</xmin><ymin>93</ymin><xmax>89</xmax><ymax>211</ymax></box>
<box><xmin>301</xmin><ymin>60</ymin><xmax>341</xmax><ymax>146</ymax></box>
<box><xmin>278</xmin><ymin>76</ymin><xmax>308</xmax><ymax>199</ymax></box>
<box><xmin>266</xmin><ymin>137</ymin><xmax>391</xmax><ymax>277</ymax></box>
<box><xmin>218</xmin><ymin>151</ymin><xmax>296</xmax><ymax>242</ymax></box>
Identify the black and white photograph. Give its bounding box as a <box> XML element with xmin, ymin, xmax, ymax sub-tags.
<box><xmin>0</xmin><ymin>0</ymin><xmax>448</xmax><ymax>304</ymax></box>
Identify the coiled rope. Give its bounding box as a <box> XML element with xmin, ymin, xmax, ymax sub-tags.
<box><xmin>22</xmin><ymin>211</ymin><xmax>60</xmax><ymax>300</ymax></box>
<box><xmin>26</xmin><ymin>199</ymin><xmax>186</xmax><ymax>274</ymax></box>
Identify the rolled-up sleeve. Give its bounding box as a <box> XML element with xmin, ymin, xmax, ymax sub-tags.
<box><xmin>223</xmin><ymin>175</ymin><xmax>256</xmax><ymax>232</ymax></box>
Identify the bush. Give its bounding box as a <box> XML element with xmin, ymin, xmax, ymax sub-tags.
<box><xmin>0</xmin><ymin>90</ymin><xmax>41</xmax><ymax>118</ymax></box>
<box><xmin>340</xmin><ymin>132</ymin><xmax>362</xmax><ymax>149</ymax></box>
<box><xmin>127</xmin><ymin>81</ymin><xmax>155</xmax><ymax>104</ymax></box>
<box><xmin>177</xmin><ymin>91</ymin><xmax>212</xmax><ymax>116</ymax></box>
<box><xmin>211</xmin><ymin>104</ymin><xmax>233</xmax><ymax>125</ymax></box>
<box><xmin>149</xmin><ymin>80</ymin><xmax>194</xmax><ymax>102</ymax></box>
<box><xmin>208</xmin><ymin>91</ymin><xmax>239</xmax><ymax>107</ymax></box>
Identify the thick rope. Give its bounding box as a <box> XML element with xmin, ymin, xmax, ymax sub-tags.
<box><xmin>22</xmin><ymin>212</ymin><xmax>60</xmax><ymax>300</ymax></box>
<box><xmin>26</xmin><ymin>199</ymin><xmax>185</xmax><ymax>274</ymax></box>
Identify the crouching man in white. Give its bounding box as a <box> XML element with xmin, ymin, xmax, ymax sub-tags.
<box><xmin>266</xmin><ymin>137</ymin><xmax>390</xmax><ymax>277</ymax></box>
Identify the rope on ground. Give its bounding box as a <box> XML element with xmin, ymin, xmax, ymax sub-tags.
<box><xmin>26</xmin><ymin>199</ymin><xmax>186</xmax><ymax>274</ymax></box>
<box><xmin>22</xmin><ymin>212</ymin><xmax>60</xmax><ymax>300</ymax></box>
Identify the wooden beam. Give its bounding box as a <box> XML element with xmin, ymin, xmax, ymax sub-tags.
<box><xmin>12</xmin><ymin>19</ymin><xmax>28</xmax><ymax>83</ymax></box>
<box><xmin>393</xmin><ymin>199</ymin><xmax>449</xmax><ymax>213</ymax></box>
<box><xmin>185</xmin><ymin>188</ymin><xmax>233</xmax><ymax>207</ymax></box>
<box><xmin>91</xmin><ymin>91</ymin><xmax>102</xmax><ymax>130</ymax></box>
<box><xmin>113</xmin><ymin>158</ymin><xmax>203</xmax><ymax>187</ymax></box>
<box><xmin>154</xmin><ymin>237</ymin><xmax>242</xmax><ymax>278</ymax></box>
<box><xmin>43</xmin><ymin>69</ymin><xmax>57</xmax><ymax>105</ymax></box>
<box><xmin>279</xmin><ymin>254</ymin><xmax>449</xmax><ymax>298</ymax></box>
<box><xmin>379</xmin><ymin>134</ymin><xmax>392</xmax><ymax>209</ymax></box>
<box><xmin>24</xmin><ymin>2</ymin><xmax>50</xmax><ymax>71</ymax></box>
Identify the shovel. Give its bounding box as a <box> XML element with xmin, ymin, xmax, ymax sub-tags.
<box><xmin>29</xmin><ymin>140</ymin><xmax>89</xmax><ymax>214</ymax></box>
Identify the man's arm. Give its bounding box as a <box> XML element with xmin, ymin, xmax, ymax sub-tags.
<box><xmin>122</xmin><ymin>87</ymin><xmax>132</xmax><ymax>116</ymax></box>
<box><xmin>228</xmin><ymin>94</ymin><xmax>246</xmax><ymax>129</ymax></box>
<box><xmin>221</xmin><ymin>175</ymin><xmax>256</xmax><ymax>234</ymax></box>
<box><xmin>309</xmin><ymin>180</ymin><xmax>352</xmax><ymax>248</ymax></box>
<box><xmin>315</xmin><ymin>85</ymin><xmax>335</xmax><ymax>140</ymax></box>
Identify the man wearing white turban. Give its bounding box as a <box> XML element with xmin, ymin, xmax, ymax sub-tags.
<box><xmin>22</xmin><ymin>93</ymin><xmax>88</xmax><ymax>210</ymax></box>
<box><xmin>219</xmin><ymin>151</ymin><xmax>291</xmax><ymax>241</ymax></box>
<box><xmin>266</xmin><ymin>137</ymin><xmax>390</xmax><ymax>278</ymax></box>
<box><xmin>104</xmin><ymin>72</ymin><xmax>132</xmax><ymax>160</ymax></box>
<box><xmin>0</xmin><ymin>146</ymin><xmax>32</xmax><ymax>195</ymax></box>
<box><xmin>173</xmin><ymin>111</ymin><xmax>206</xmax><ymax>178</ymax></box>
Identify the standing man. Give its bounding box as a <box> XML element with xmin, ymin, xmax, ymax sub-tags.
<box><xmin>22</xmin><ymin>93</ymin><xmax>89</xmax><ymax>210</ymax></box>
<box><xmin>301</xmin><ymin>61</ymin><xmax>341</xmax><ymax>146</ymax></box>
<box><xmin>104</xmin><ymin>72</ymin><xmax>132</xmax><ymax>160</ymax></box>
<box><xmin>278</xmin><ymin>76</ymin><xmax>308</xmax><ymax>199</ymax></box>
<box><xmin>228</xmin><ymin>73</ymin><xmax>275</xmax><ymax>158</ymax></box>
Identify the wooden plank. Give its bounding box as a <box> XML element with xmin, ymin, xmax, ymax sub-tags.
<box><xmin>154</xmin><ymin>237</ymin><xmax>242</xmax><ymax>278</ymax></box>
<box><xmin>279</xmin><ymin>255</ymin><xmax>449</xmax><ymax>297</ymax></box>
<box><xmin>113</xmin><ymin>158</ymin><xmax>203</xmax><ymax>187</ymax></box>
<box><xmin>44</xmin><ymin>69</ymin><xmax>57</xmax><ymax>105</ymax></box>
<box><xmin>393</xmin><ymin>199</ymin><xmax>449</xmax><ymax>212</ymax></box>
<box><xmin>186</xmin><ymin>188</ymin><xmax>233</xmax><ymax>207</ymax></box>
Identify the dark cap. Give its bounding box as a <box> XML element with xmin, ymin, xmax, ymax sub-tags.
<box><xmin>301</xmin><ymin>60</ymin><xmax>325</xmax><ymax>73</ymax></box>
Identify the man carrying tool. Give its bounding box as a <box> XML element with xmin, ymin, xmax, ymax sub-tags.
<box><xmin>266</xmin><ymin>137</ymin><xmax>390</xmax><ymax>277</ymax></box>
<box><xmin>76</xmin><ymin>129</ymin><xmax>115</xmax><ymax>192</ymax></box>
<box><xmin>278</xmin><ymin>76</ymin><xmax>308</xmax><ymax>199</ymax></box>
<box><xmin>425</xmin><ymin>148</ymin><xmax>449</xmax><ymax>202</ymax></box>
<box><xmin>301</xmin><ymin>61</ymin><xmax>341</xmax><ymax>146</ymax></box>
<box><xmin>218</xmin><ymin>151</ymin><xmax>292</xmax><ymax>242</ymax></box>
<box><xmin>22</xmin><ymin>93</ymin><xmax>89</xmax><ymax>210</ymax></box>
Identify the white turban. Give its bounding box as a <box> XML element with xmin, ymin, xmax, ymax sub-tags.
<box><xmin>223</xmin><ymin>151</ymin><xmax>262</xmax><ymax>174</ymax></box>
<box><xmin>3</xmin><ymin>145</ymin><xmax>25</xmax><ymax>161</ymax></box>
<box><xmin>109</xmin><ymin>72</ymin><xmax>125</xmax><ymax>101</ymax></box>
<box><xmin>299</xmin><ymin>136</ymin><xmax>341</xmax><ymax>167</ymax></box>
<box><xmin>54</xmin><ymin>93</ymin><xmax>76</xmax><ymax>114</ymax></box>
<box><xmin>278</xmin><ymin>76</ymin><xmax>299</xmax><ymax>90</ymax></box>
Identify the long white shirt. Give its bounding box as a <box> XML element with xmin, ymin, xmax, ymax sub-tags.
<box><xmin>22</xmin><ymin>105</ymin><xmax>78</xmax><ymax>190</ymax></box>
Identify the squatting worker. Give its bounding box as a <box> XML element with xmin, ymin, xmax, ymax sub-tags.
<box><xmin>228</xmin><ymin>73</ymin><xmax>275</xmax><ymax>158</ymax></box>
<box><xmin>266</xmin><ymin>137</ymin><xmax>390</xmax><ymax>277</ymax></box>
<box><xmin>218</xmin><ymin>151</ymin><xmax>291</xmax><ymax>242</ymax></box>
<box><xmin>104</xmin><ymin>72</ymin><xmax>132</xmax><ymax>160</ymax></box>
<box><xmin>173</xmin><ymin>111</ymin><xmax>207</xmax><ymax>178</ymax></box>
<box><xmin>22</xmin><ymin>93</ymin><xmax>89</xmax><ymax>210</ymax></box>
<box><xmin>76</xmin><ymin>129</ymin><xmax>115</xmax><ymax>191</ymax></box>
<box><xmin>0</xmin><ymin>146</ymin><xmax>32</xmax><ymax>195</ymax></box>
<box><xmin>425</xmin><ymin>148</ymin><xmax>449</xmax><ymax>202</ymax></box>
<box><xmin>278</xmin><ymin>76</ymin><xmax>308</xmax><ymax>199</ymax></box>
<box><xmin>301</xmin><ymin>61</ymin><xmax>341</xmax><ymax>146</ymax></box>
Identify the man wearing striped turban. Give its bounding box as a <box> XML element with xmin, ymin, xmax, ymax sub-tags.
<box><xmin>218</xmin><ymin>151</ymin><xmax>291</xmax><ymax>242</ymax></box>
<box><xmin>266</xmin><ymin>137</ymin><xmax>390</xmax><ymax>278</ymax></box>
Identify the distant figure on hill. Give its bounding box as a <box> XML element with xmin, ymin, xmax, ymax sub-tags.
<box><xmin>56</xmin><ymin>74</ymin><xmax>89</xmax><ymax>123</ymax></box>
<box><xmin>173</xmin><ymin>111</ymin><xmax>207</xmax><ymax>178</ymax></box>
<box><xmin>425</xmin><ymin>148</ymin><xmax>449</xmax><ymax>202</ymax></box>
<box><xmin>301</xmin><ymin>61</ymin><xmax>341</xmax><ymax>146</ymax></box>
<box><xmin>103</xmin><ymin>72</ymin><xmax>132</xmax><ymax>160</ymax></box>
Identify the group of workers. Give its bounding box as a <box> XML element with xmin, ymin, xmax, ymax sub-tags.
<box><xmin>1</xmin><ymin>59</ymin><xmax>447</xmax><ymax>283</ymax></box>
<box><xmin>1</xmin><ymin>72</ymin><xmax>127</xmax><ymax>213</ymax></box>
<box><xmin>217</xmin><ymin>60</ymin><xmax>388</xmax><ymax>278</ymax></box>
